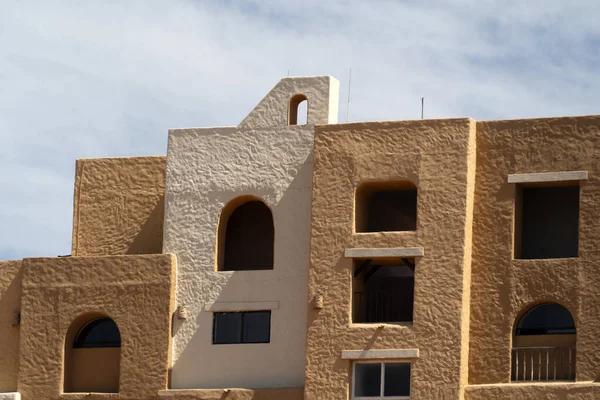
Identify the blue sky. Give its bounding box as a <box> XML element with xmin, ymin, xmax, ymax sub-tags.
<box><xmin>0</xmin><ymin>0</ymin><xmax>599</xmax><ymax>259</ymax></box>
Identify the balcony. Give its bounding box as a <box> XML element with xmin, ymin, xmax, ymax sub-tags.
<box><xmin>511</xmin><ymin>346</ymin><xmax>576</xmax><ymax>382</ymax></box>
<box><xmin>353</xmin><ymin>290</ymin><xmax>413</xmax><ymax>324</ymax></box>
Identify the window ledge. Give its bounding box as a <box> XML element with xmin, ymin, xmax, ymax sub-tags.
<box><xmin>205</xmin><ymin>301</ymin><xmax>279</xmax><ymax>312</ymax></box>
<box><xmin>342</xmin><ymin>348</ymin><xmax>419</xmax><ymax>360</ymax></box>
<box><xmin>345</xmin><ymin>247</ymin><xmax>424</xmax><ymax>258</ymax></box>
<box><xmin>0</xmin><ymin>393</ymin><xmax>20</xmax><ymax>400</ymax></box>
<box><xmin>507</xmin><ymin>171</ymin><xmax>588</xmax><ymax>184</ymax></box>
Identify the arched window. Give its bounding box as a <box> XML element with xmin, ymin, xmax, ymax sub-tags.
<box><xmin>512</xmin><ymin>303</ymin><xmax>576</xmax><ymax>382</ymax></box>
<box><xmin>64</xmin><ymin>315</ymin><xmax>121</xmax><ymax>393</ymax></box>
<box><xmin>288</xmin><ymin>94</ymin><xmax>308</xmax><ymax>125</ymax></box>
<box><xmin>355</xmin><ymin>181</ymin><xmax>417</xmax><ymax>233</ymax></box>
<box><xmin>218</xmin><ymin>197</ymin><xmax>274</xmax><ymax>271</ymax></box>
<box><xmin>516</xmin><ymin>303</ymin><xmax>576</xmax><ymax>336</ymax></box>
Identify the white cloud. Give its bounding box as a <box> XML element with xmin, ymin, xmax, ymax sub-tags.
<box><xmin>0</xmin><ymin>0</ymin><xmax>598</xmax><ymax>258</ymax></box>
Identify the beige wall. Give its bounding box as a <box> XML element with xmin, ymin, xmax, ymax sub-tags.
<box><xmin>17</xmin><ymin>254</ymin><xmax>176</xmax><ymax>400</ymax></box>
<box><xmin>306</xmin><ymin>119</ymin><xmax>476</xmax><ymax>399</ymax></box>
<box><xmin>468</xmin><ymin>116</ymin><xmax>600</xmax><ymax>385</ymax></box>
<box><xmin>72</xmin><ymin>156</ymin><xmax>166</xmax><ymax>256</ymax></box>
<box><xmin>0</xmin><ymin>260</ymin><xmax>22</xmax><ymax>392</ymax></box>
<box><xmin>164</xmin><ymin>76</ymin><xmax>339</xmax><ymax>389</ymax></box>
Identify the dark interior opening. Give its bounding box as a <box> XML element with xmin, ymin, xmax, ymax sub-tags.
<box><xmin>352</xmin><ymin>259</ymin><xmax>414</xmax><ymax>323</ymax></box>
<box><xmin>516</xmin><ymin>185</ymin><xmax>579</xmax><ymax>259</ymax></box>
<box><xmin>356</xmin><ymin>181</ymin><xmax>417</xmax><ymax>233</ymax></box>
<box><xmin>223</xmin><ymin>200</ymin><xmax>274</xmax><ymax>271</ymax></box>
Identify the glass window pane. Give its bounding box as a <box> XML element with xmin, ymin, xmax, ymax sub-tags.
<box><xmin>74</xmin><ymin>318</ymin><xmax>120</xmax><ymax>348</ymax></box>
<box><xmin>354</xmin><ymin>363</ymin><xmax>381</xmax><ymax>397</ymax></box>
<box><xmin>243</xmin><ymin>311</ymin><xmax>271</xmax><ymax>343</ymax></box>
<box><xmin>213</xmin><ymin>313</ymin><xmax>242</xmax><ymax>344</ymax></box>
<box><xmin>384</xmin><ymin>363</ymin><xmax>411</xmax><ymax>397</ymax></box>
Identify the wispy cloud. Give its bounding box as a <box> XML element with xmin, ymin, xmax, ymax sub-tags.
<box><xmin>0</xmin><ymin>0</ymin><xmax>598</xmax><ymax>258</ymax></box>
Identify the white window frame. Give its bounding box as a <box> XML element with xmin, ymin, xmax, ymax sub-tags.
<box><xmin>352</xmin><ymin>360</ymin><xmax>411</xmax><ymax>400</ymax></box>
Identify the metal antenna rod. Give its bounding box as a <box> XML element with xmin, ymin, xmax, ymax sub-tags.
<box><xmin>421</xmin><ymin>97</ymin><xmax>424</xmax><ymax>119</ymax></box>
<box><xmin>346</xmin><ymin>68</ymin><xmax>352</xmax><ymax>123</ymax></box>
<box><xmin>287</xmin><ymin>69</ymin><xmax>290</xmax><ymax>76</ymax></box>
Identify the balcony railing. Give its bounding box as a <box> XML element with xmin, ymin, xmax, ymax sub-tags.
<box><xmin>353</xmin><ymin>291</ymin><xmax>412</xmax><ymax>323</ymax></box>
<box><xmin>512</xmin><ymin>346</ymin><xmax>576</xmax><ymax>382</ymax></box>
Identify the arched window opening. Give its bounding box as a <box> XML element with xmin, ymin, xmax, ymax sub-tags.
<box><xmin>516</xmin><ymin>303</ymin><xmax>576</xmax><ymax>336</ymax></box>
<box><xmin>288</xmin><ymin>94</ymin><xmax>308</xmax><ymax>125</ymax></box>
<box><xmin>218</xmin><ymin>197</ymin><xmax>274</xmax><ymax>271</ymax></box>
<box><xmin>355</xmin><ymin>181</ymin><xmax>417</xmax><ymax>233</ymax></box>
<box><xmin>64</xmin><ymin>315</ymin><xmax>121</xmax><ymax>393</ymax></box>
<box><xmin>511</xmin><ymin>303</ymin><xmax>576</xmax><ymax>382</ymax></box>
<box><xmin>74</xmin><ymin>318</ymin><xmax>121</xmax><ymax>348</ymax></box>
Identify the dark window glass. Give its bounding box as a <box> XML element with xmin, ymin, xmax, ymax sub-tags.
<box><xmin>213</xmin><ymin>313</ymin><xmax>243</xmax><ymax>344</ymax></box>
<box><xmin>519</xmin><ymin>186</ymin><xmax>579</xmax><ymax>259</ymax></box>
<box><xmin>73</xmin><ymin>318</ymin><xmax>120</xmax><ymax>348</ymax></box>
<box><xmin>516</xmin><ymin>303</ymin><xmax>576</xmax><ymax>336</ymax></box>
<box><xmin>213</xmin><ymin>311</ymin><xmax>271</xmax><ymax>344</ymax></box>
<box><xmin>354</xmin><ymin>363</ymin><xmax>381</xmax><ymax>397</ymax></box>
<box><xmin>223</xmin><ymin>201</ymin><xmax>274</xmax><ymax>271</ymax></box>
<box><xmin>384</xmin><ymin>363</ymin><xmax>411</xmax><ymax>396</ymax></box>
<box><xmin>356</xmin><ymin>182</ymin><xmax>418</xmax><ymax>233</ymax></box>
<box><xmin>243</xmin><ymin>311</ymin><xmax>271</xmax><ymax>343</ymax></box>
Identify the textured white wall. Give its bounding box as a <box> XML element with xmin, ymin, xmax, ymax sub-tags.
<box><xmin>164</xmin><ymin>76</ymin><xmax>339</xmax><ymax>389</ymax></box>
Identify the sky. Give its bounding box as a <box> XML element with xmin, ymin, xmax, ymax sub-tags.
<box><xmin>0</xmin><ymin>0</ymin><xmax>599</xmax><ymax>259</ymax></box>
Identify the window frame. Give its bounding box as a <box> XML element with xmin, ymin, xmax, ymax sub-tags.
<box><xmin>351</xmin><ymin>360</ymin><xmax>411</xmax><ymax>400</ymax></box>
<box><xmin>212</xmin><ymin>310</ymin><xmax>271</xmax><ymax>345</ymax></box>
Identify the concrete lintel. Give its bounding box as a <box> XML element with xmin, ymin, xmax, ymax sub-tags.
<box><xmin>344</xmin><ymin>247</ymin><xmax>424</xmax><ymax>258</ymax></box>
<box><xmin>507</xmin><ymin>171</ymin><xmax>588</xmax><ymax>184</ymax></box>
<box><xmin>341</xmin><ymin>349</ymin><xmax>419</xmax><ymax>360</ymax></box>
<box><xmin>204</xmin><ymin>301</ymin><xmax>279</xmax><ymax>312</ymax></box>
<box><xmin>0</xmin><ymin>394</ymin><xmax>21</xmax><ymax>400</ymax></box>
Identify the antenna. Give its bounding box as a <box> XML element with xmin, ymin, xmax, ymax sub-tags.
<box><xmin>421</xmin><ymin>97</ymin><xmax>424</xmax><ymax>119</ymax></box>
<box><xmin>287</xmin><ymin>69</ymin><xmax>290</xmax><ymax>77</ymax></box>
<box><xmin>346</xmin><ymin>68</ymin><xmax>352</xmax><ymax>123</ymax></box>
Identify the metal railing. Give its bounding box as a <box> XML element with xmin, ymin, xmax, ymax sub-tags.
<box><xmin>353</xmin><ymin>291</ymin><xmax>412</xmax><ymax>323</ymax></box>
<box><xmin>512</xmin><ymin>346</ymin><xmax>576</xmax><ymax>382</ymax></box>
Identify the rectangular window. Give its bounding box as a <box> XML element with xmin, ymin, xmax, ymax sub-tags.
<box><xmin>212</xmin><ymin>311</ymin><xmax>271</xmax><ymax>344</ymax></box>
<box><xmin>515</xmin><ymin>185</ymin><xmax>579</xmax><ymax>259</ymax></box>
<box><xmin>353</xmin><ymin>361</ymin><xmax>411</xmax><ymax>399</ymax></box>
<box><xmin>352</xmin><ymin>258</ymin><xmax>415</xmax><ymax>323</ymax></box>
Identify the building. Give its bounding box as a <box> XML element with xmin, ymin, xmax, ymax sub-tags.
<box><xmin>0</xmin><ymin>76</ymin><xmax>599</xmax><ymax>400</ymax></box>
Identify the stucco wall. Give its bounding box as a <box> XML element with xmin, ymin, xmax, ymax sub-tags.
<box><xmin>465</xmin><ymin>382</ymin><xmax>600</xmax><ymax>399</ymax></box>
<box><xmin>164</xmin><ymin>76</ymin><xmax>339</xmax><ymax>389</ymax></box>
<box><xmin>468</xmin><ymin>116</ymin><xmax>600</xmax><ymax>385</ymax></box>
<box><xmin>72</xmin><ymin>156</ymin><xmax>166</xmax><ymax>256</ymax></box>
<box><xmin>305</xmin><ymin>119</ymin><xmax>476</xmax><ymax>399</ymax></box>
<box><xmin>0</xmin><ymin>260</ymin><xmax>22</xmax><ymax>392</ymax></box>
<box><xmin>17</xmin><ymin>254</ymin><xmax>176</xmax><ymax>400</ymax></box>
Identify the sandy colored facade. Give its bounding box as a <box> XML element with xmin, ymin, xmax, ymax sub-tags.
<box><xmin>0</xmin><ymin>77</ymin><xmax>599</xmax><ymax>400</ymax></box>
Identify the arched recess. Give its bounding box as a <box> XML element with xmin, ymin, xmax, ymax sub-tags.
<box><xmin>217</xmin><ymin>196</ymin><xmax>274</xmax><ymax>271</ymax></box>
<box><xmin>288</xmin><ymin>94</ymin><xmax>308</xmax><ymax>125</ymax></box>
<box><xmin>64</xmin><ymin>313</ymin><xmax>121</xmax><ymax>393</ymax></box>
<box><xmin>511</xmin><ymin>302</ymin><xmax>576</xmax><ymax>381</ymax></box>
<box><xmin>355</xmin><ymin>180</ymin><xmax>418</xmax><ymax>233</ymax></box>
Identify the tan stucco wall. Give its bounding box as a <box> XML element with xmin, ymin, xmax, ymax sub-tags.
<box><xmin>468</xmin><ymin>116</ymin><xmax>600</xmax><ymax>385</ymax></box>
<box><xmin>17</xmin><ymin>254</ymin><xmax>176</xmax><ymax>400</ymax></box>
<box><xmin>465</xmin><ymin>382</ymin><xmax>600</xmax><ymax>399</ymax></box>
<box><xmin>0</xmin><ymin>260</ymin><xmax>22</xmax><ymax>392</ymax></box>
<box><xmin>306</xmin><ymin>119</ymin><xmax>476</xmax><ymax>399</ymax></box>
<box><xmin>72</xmin><ymin>156</ymin><xmax>166</xmax><ymax>256</ymax></box>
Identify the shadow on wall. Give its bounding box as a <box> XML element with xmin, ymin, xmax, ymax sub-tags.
<box><xmin>172</xmin><ymin>152</ymin><xmax>314</xmax><ymax>388</ymax></box>
<box><xmin>126</xmin><ymin>195</ymin><xmax>165</xmax><ymax>255</ymax></box>
<box><xmin>0</xmin><ymin>262</ymin><xmax>22</xmax><ymax>392</ymax></box>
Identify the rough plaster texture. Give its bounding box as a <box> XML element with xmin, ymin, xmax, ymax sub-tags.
<box><xmin>465</xmin><ymin>382</ymin><xmax>600</xmax><ymax>399</ymax></box>
<box><xmin>72</xmin><ymin>156</ymin><xmax>166</xmax><ymax>256</ymax></box>
<box><xmin>157</xmin><ymin>388</ymin><xmax>304</xmax><ymax>400</ymax></box>
<box><xmin>17</xmin><ymin>254</ymin><xmax>176</xmax><ymax>400</ymax></box>
<box><xmin>306</xmin><ymin>119</ymin><xmax>477</xmax><ymax>399</ymax></box>
<box><xmin>0</xmin><ymin>394</ymin><xmax>20</xmax><ymax>400</ymax></box>
<box><xmin>164</xmin><ymin>76</ymin><xmax>339</xmax><ymax>389</ymax></box>
<box><xmin>0</xmin><ymin>261</ymin><xmax>22</xmax><ymax>393</ymax></box>
<box><xmin>468</xmin><ymin>116</ymin><xmax>600</xmax><ymax>386</ymax></box>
